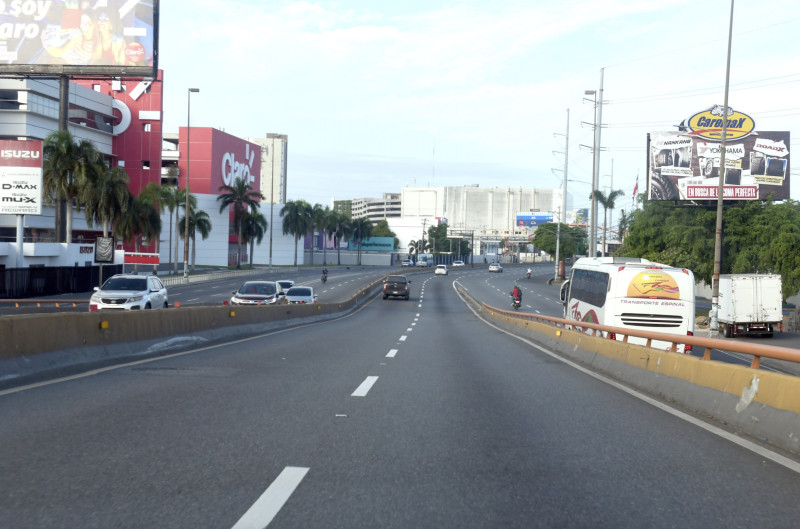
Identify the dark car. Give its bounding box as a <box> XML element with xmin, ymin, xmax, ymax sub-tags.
<box><xmin>383</xmin><ymin>275</ymin><xmax>410</xmax><ymax>300</ymax></box>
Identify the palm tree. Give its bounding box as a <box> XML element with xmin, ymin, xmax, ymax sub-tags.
<box><xmin>241</xmin><ymin>209</ymin><xmax>267</xmax><ymax>268</ymax></box>
<box><xmin>81</xmin><ymin>165</ymin><xmax>131</xmax><ymax>238</ymax></box>
<box><xmin>351</xmin><ymin>217</ymin><xmax>373</xmax><ymax>265</ymax></box>
<box><xmin>309</xmin><ymin>203</ymin><xmax>329</xmax><ymax>266</ymax></box>
<box><xmin>156</xmin><ymin>184</ymin><xmax>180</xmax><ymax>273</ymax></box>
<box><xmin>333</xmin><ymin>212</ymin><xmax>352</xmax><ymax>265</ymax></box>
<box><xmin>592</xmin><ymin>189</ymin><xmax>625</xmax><ymax>257</ymax></box>
<box><xmin>179</xmin><ymin>207</ymin><xmax>213</xmax><ymax>271</ymax></box>
<box><xmin>217</xmin><ymin>177</ymin><xmax>264</xmax><ymax>268</ymax></box>
<box><xmin>174</xmin><ymin>188</ymin><xmax>196</xmax><ymax>274</ymax></box>
<box><xmin>321</xmin><ymin>207</ymin><xmax>339</xmax><ymax>266</ymax></box>
<box><xmin>43</xmin><ymin>130</ymin><xmax>104</xmax><ymax>242</ymax></box>
<box><xmin>116</xmin><ymin>194</ymin><xmax>162</xmax><ymax>273</ymax></box>
<box><xmin>617</xmin><ymin>208</ymin><xmax>633</xmax><ymax>243</ymax></box>
<box><xmin>280</xmin><ymin>199</ymin><xmax>311</xmax><ymax>266</ymax></box>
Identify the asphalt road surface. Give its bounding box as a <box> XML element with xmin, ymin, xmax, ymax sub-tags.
<box><xmin>2</xmin><ymin>263</ymin><xmax>800</xmax><ymax>528</ymax></box>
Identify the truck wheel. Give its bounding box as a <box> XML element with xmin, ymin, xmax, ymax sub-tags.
<box><xmin>723</xmin><ymin>324</ymin><xmax>732</xmax><ymax>338</ymax></box>
<box><xmin>383</xmin><ymin>295</ymin><xmax>388</xmax><ymax>300</ymax></box>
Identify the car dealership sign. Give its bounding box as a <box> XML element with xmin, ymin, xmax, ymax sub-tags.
<box><xmin>0</xmin><ymin>139</ymin><xmax>43</xmax><ymax>215</ymax></box>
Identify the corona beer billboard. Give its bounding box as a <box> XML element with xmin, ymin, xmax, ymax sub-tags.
<box><xmin>648</xmin><ymin>106</ymin><xmax>790</xmax><ymax>201</ymax></box>
<box><xmin>0</xmin><ymin>0</ymin><xmax>158</xmax><ymax>77</ymax></box>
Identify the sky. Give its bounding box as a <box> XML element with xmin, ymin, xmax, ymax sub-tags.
<box><xmin>158</xmin><ymin>1</ymin><xmax>800</xmax><ymax>227</ymax></box>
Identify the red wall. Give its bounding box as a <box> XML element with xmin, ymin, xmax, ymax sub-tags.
<box><xmin>177</xmin><ymin>127</ymin><xmax>261</xmax><ymax>195</ymax></box>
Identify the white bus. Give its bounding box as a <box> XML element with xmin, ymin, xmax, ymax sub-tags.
<box><xmin>559</xmin><ymin>257</ymin><xmax>696</xmax><ymax>353</ymax></box>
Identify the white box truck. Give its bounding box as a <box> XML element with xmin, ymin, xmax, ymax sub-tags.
<box><xmin>718</xmin><ymin>274</ymin><xmax>783</xmax><ymax>338</ymax></box>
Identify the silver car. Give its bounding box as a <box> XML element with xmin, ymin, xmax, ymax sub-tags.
<box><xmin>284</xmin><ymin>286</ymin><xmax>318</xmax><ymax>304</ymax></box>
<box><xmin>89</xmin><ymin>274</ymin><xmax>168</xmax><ymax>311</ymax></box>
<box><xmin>231</xmin><ymin>281</ymin><xmax>285</xmax><ymax>305</ymax></box>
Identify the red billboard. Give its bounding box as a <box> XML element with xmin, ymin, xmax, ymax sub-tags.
<box><xmin>0</xmin><ymin>0</ymin><xmax>158</xmax><ymax>77</ymax></box>
<box><xmin>179</xmin><ymin>128</ymin><xmax>262</xmax><ymax>195</ymax></box>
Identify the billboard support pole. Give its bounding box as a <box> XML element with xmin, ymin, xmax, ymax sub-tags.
<box><xmin>56</xmin><ymin>75</ymin><xmax>70</xmax><ymax>244</ymax></box>
<box><xmin>709</xmin><ymin>0</ymin><xmax>735</xmax><ymax>338</ymax></box>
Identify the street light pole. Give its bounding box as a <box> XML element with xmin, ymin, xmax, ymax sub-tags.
<box><xmin>585</xmin><ymin>68</ymin><xmax>604</xmax><ymax>259</ymax></box>
<box><xmin>183</xmin><ymin>88</ymin><xmax>199</xmax><ymax>280</ymax></box>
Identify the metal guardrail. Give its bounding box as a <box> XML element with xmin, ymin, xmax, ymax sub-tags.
<box><xmin>483</xmin><ymin>301</ymin><xmax>800</xmax><ymax>369</ymax></box>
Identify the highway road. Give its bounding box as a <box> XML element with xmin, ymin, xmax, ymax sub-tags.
<box><xmin>2</xmin><ymin>263</ymin><xmax>800</xmax><ymax>528</ymax></box>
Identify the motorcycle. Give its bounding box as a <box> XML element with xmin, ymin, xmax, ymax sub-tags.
<box><xmin>526</xmin><ymin>270</ymin><xmax>531</xmax><ymax>279</ymax></box>
<box><xmin>511</xmin><ymin>297</ymin><xmax>521</xmax><ymax>310</ymax></box>
<box><xmin>321</xmin><ymin>273</ymin><xmax>328</xmax><ymax>283</ymax></box>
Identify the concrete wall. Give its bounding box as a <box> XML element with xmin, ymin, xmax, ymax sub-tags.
<box><xmin>471</xmin><ymin>293</ymin><xmax>800</xmax><ymax>457</ymax></box>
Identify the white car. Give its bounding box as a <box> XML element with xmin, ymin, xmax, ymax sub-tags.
<box><xmin>285</xmin><ymin>286</ymin><xmax>318</xmax><ymax>304</ymax></box>
<box><xmin>435</xmin><ymin>265</ymin><xmax>448</xmax><ymax>276</ymax></box>
<box><xmin>488</xmin><ymin>263</ymin><xmax>503</xmax><ymax>273</ymax></box>
<box><xmin>89</xmin><ymin>274</ymin><xmax>168</xmax><ymax>311</ymax></box>
<box><xmin>452</xmin><ymin>260</ymin><xmax>465</xmax><ymax>267</ymax></box>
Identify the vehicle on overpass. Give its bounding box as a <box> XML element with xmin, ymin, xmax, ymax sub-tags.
<box><xmin>559</xmin><ymin>257</ymin><xmax>696</xmax><ymax>353</ymax></box>
<box><xmin>89</xmin><ymin>274</ymin><xmax>168</xmax><ymax>311</ymax></box>
<box><xmin>718</xmin><ymin>274</ymin><xmax>783</xmax><ymax>338</ymax></box>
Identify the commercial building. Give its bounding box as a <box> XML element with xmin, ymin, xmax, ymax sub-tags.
<box><xmin>351</xmin><ymin>193</ymin><xmax>402</xmax><ymax>222</ymax></box>
<box><xmin>0</xmin><ymin>73</ymin><xmax>302</xmax><ymax>271</ymax></box>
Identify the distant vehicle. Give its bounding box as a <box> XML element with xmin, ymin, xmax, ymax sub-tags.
<box><xmin>277</xmin><ymin>280</ymin><xmax>295</xmax><ymax>291</ymax></box>
<box><xmin>285</xmin><ymin>286</ymin><xmax>318</xmax><ymax>304</ymax></box>
<box><xmin>383</xmin><ymin>275</ymin><xmax>411</xmax><ymax>300</ymax></box>
<box><xmin>89</xmin><ymin>274</ymin><xmax>168</xmax><ymax>311</ymax></box>
<box><xmin>230</xmin><ymin>281</ymin><xmax>285</xmax><ymax>305</ymax></box>
<box><xmin>559</xmin><ymin>257</ymin><xmax>695</xmax><ymax>353</ymax></box>
<box><xmin>718</xmin><ymin>274</ymin><xmax>783</xmax><ymax>338</ymax></box>
<box><xmin>416</xmin><ymin>260</ymin><xmax>431</xmax><ymax>267</ymax></box>
<box><xmin>435</xmin><ymin>264</ymin><xmax>448</xmax><ymax>276</ymax></box>
<box><xmin>488</xmin><ymin>263</ymin><xmax>503</xmax><ymax>273</ymax></box>
<box><xmin>452</xmin><ymin>260</ymin><xmax>465</xmax><ymax>267</ymax></box>
<box><xmin>401</xmin><ymin>259</ymin><xmax>413</xmax><ymax>267</ymax></box>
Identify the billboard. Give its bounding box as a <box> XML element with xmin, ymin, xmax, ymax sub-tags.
<box><xmin>516</xmin><ymin>212</ymin><xmax>553</xmax><ymax>227</ymax></box>
<box><xmin>0</xmin><ymin>0</ymin><xmax>158</xmax><ymax>77</ymax></box>
<box><xmin>350</xmin><ymin>237</ymin><xmax>394</xmax><ymax>252</ymax></box>
<box><xmin>648</xmin><ymin>130</ymin><xmax>790</xmax><ymax>201</ymax></box>
<box><xmin>0</xmin><ymin>139</ymin><xmax>43</xmax><ymax>215</ymax></box>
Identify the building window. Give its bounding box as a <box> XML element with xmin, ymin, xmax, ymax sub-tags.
<box><xmin>93</xmin><ymin>84</ymin><xmax>101</xmax><ymax>92</ymax></box>
<box><xmin>142</xmin><ymin>160</ymin><xmax>150</xmax><ymax>170</ymax></box>
<box><xmin>143</xmin><ymin>123</ymin><xmax>151</xmax><ymax>132</ymax></box>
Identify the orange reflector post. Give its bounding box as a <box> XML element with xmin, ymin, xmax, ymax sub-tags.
<box><xmin>174</xmin><ymin>301</ymin><xmax>181</xmax><ymax>308</ymax></box>
<box><xmin>99</xmin><ymin>321</ymin><xmax>109</xmax><ymax>329</ymax></box>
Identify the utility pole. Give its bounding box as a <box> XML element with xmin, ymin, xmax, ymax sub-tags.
<box><xmin>710</xmin><ymin>0</ymin><xmax>736</xmax><ymax>338</ymax></box>
<box><xmin>553</xmin><ymin>108</ymin><xmax>569</xmax><ymax>281</ymax></box>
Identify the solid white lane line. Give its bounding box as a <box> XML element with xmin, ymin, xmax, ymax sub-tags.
<box><xmin>231</xmin><ymin>466</ymin><xmax>309</xmax><ymax>529</ymax></box>
<box><xmin>351</xmin><ymin>376</ymin><xmax>379</xmax><ymax>397</ymax></box>
<box><xmin>387</xmin><ymin>349</ymin><xmax>398</xmax><ymax>358</ymax></box>
<box><xmin>399</xmin><ymin>335</ymin><xmax>407</xmax><ymax>341</ymax></box>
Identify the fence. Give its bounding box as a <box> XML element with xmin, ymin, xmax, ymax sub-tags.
<box><xmin>0</xmin><ymin>265</ymin><xmax>122</xmax><ymax>299</ymax></box>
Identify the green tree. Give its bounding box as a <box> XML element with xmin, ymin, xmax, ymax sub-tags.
<box><xmin>372</xmin><ymin>219</ymin><xmax>399</xmax><ymax>249</ymax></box>
<box><xmin>333</xmin><ymin>212</ymin><xmax>352</xmax><ymax>266</ymax></box>
<box><xmin>280</xmin><ymin>199</ymin><xmax>312</xmax><ymax>266</ymax></box>
<box><xmin>309</xmin><ymin>203</ymin><xmax>330</xmax><ymax>266</ymax></box>
<box><xmin>179</xmin><ymin>207</ymin><xmax>213</xmax><ymax>271</ymax></box>
<box><xmin>320</xmin><ymin>207</ymin><xmax>339</xmax><ymax>265</ymax></box>
<box><xmin>617</xmin><ymin>198</ymin><xmax>800</xmax><ymax>299</ymax></box>
<box><xmin>533</xmin><ymin>223</ymin><xmax>587</xmax><ymax>259</ymax></box>
<box><xmin>174</xmin><ymin>188</ymin><xmax>197</xmax><ymax>274</ymax></box>
<box><xmin>217</xmin><ymin>177</ymin><xmax>264</xmax><ymax>268</ymax></box>
<box><xmin>43</xmin><ymin>130</ymin><xmax>104</xmax><ymax>242</ymax></box>
<box><xmin>82</xmin><ymin>165</ymin><xmax>131</xmax><ymax>238</ymax></box>
<box><xmin>117</xmin><ymin>193</ymin><xmax>162</xmax><ymax>274</ymax></box>
<box><xmin>592</xmin><ymin>189</ymin><xmax>625</xmax><ymax>257</ymax></box>
<box><xmin>241</xmin><ymin>209</ymin><xmax>267</xmax><ymax>268</ymax></box>
<box><xmin>351</xmin><ymin>217</ymin><xmax>373</xmax><ymax>265</ymax></box>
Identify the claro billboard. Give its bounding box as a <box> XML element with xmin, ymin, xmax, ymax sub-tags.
<box><xmin>0</xmin><ymin>0</ymin><xmax>158</xmax><ymax>77</ymax></box>
<box><xmin>647</xmin><ymin>106</ymin><xmax>790</xmax><ymax>201</ymax></box>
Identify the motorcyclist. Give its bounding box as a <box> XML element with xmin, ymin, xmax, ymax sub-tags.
<box><xmin>510</xmin><ymin>285</ymin><xmax>522</xmax><ymax>303</ymax></box>
<box><xmin>526</xmin><ymin>267</ymin><xmax>532</xmax><ymax>279</ymax></box>
<box><xmin>322</xmin><ymin>268</ymin><xmax>328</xmax><ymax>282</ymax></box>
